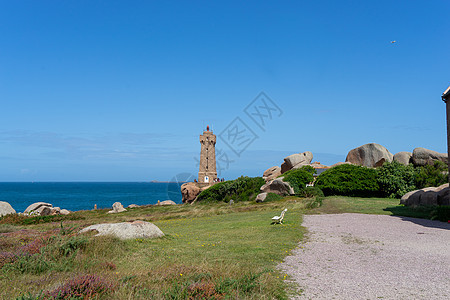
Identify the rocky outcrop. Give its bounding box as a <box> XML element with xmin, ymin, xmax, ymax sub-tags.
<box><xmin>306</xmin><ymin>162</ymin><xmax>330</xmax><ymax>169</ymax></box>
<box><xmin>24</xmin><ymin>202</ymin><xmax>53</xmax><ymax>214</ymax></box>
<box><xmin>345</xmin><ymin>143</ymin><xmax>393</xmax><ymax>167</ymax></box>
<box><xmin>411</xmin><ymin>147</ymin><xmax>448</xmax><ymax>166</ymax></box>
<box><xmin>127</xmin><ymin>204</ymin><xmax>140</xmax><ymax>208</ymax></box>
<box><xmin>158</xmin><ymin>200</ymin><xmax>177</xmax><ymax>206</ymax></box>
<box><xmin>24</xmin><ymin>202</ymin><xmax>68</xmax><ymax>216</ymax></box>
<box><xmin>263</xmin><ymin>166</ymin><xmax>282</xmax><ymax>182</ymax></box>
<box><xmin>281</xmin><ymin>151</ymin><xmax>313</xmax><ymax>174</ymax></box>
<box><xmin>0</xmin><ymin>201</ymin><xmax>16</xmax><ymax>217</ymax></box>
<box><xmin>400</xmin><ymin>184</ymin><xmax>449</xmax><ymax>207</ymax></box>
<box><xmin>260</xmin><ymin>178</ymin><xmax>294</xmax><ymax>196</ymax></box>
<box><xmin>255</xmin><ymin>193</ymin><xmax>267</xmax><ymax>203</ymax></box>
<box><xmin>108</xmin><ymin>202</ymin><xmax>127</xmax><ymax>214</ymax></box>
<box><xmin>35</xmin><ymin>206</ymin><xmax>53</xmax><ymax>216</ymax></box>
<box><xmin>181</xmin><ymin>182</ymin><xmax>202</xmax><ymax>203</ymax></box>
<box><xmin>60</xmin><ymin>209</ymin><xmax>71</xmax><ymax>215</ymax></box>
<box><xmin>393</xmin><ymin>152</ymin><xmax>413</xmax><ymax>165</ymax></box>
<box><xmin>79</xmin><ymin>220</ymin><xmax>164</xmax><ymax>240</ymax></box>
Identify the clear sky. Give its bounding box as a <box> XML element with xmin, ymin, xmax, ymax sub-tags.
<box><xmin>0</xmin><ymin>0</ymin><xmax>449</xmax><ymax>181</ymax></box>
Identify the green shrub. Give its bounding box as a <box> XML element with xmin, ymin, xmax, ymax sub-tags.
<box><xmin>196</xmin><ymin>176</ymin><xmax>265</xmax><ymax>203</ymax></box>
<box><xmin>299</xmin><ymin>187</ymin><xmax>324</xmax><ymax>209</ymax></box>
<box><xmin>282</xmin><ymin>166</ymin><xmax>315</xmax><ymax>193</ymax></box>
<box><xmin>415</xmin><ymin>160</ymin><xmax>448</xmax><ymax>189</ymax></box>
<box><xmin>431</xmin><ymin>205</ymin><xmax>450</xmax><ymax>222</ymax></box>
<box><xmin>298</xmin><ymin>186</ymin><xmax>324</xmax><ymax>199</ymax></box>
<box><xmin>315</xmin><ymin>164</ymin><xmax>380</xmax><ymax>197</ymax></box>
<box><xmin>377</xmin><ymin>161</ymin><xmax>416</xmax><ymax>198</ymax></box>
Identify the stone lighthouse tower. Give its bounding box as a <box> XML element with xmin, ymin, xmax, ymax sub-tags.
<box><xmin>198</xmin><ymin>125</ymin><xmax>217</xmax><ymax>185</ymax></box>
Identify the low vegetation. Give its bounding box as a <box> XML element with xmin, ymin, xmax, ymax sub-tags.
<box><xmin>315</xmin><ymin>164</ymin><xmax>380</xmax><ymax>197</ymax></box>
<box><xmin>315</xmin><ymin>161</ymin><xmax>449</xmax><ymax>199</ymax></box>
<box><xmin>1</xmin><ymin>198</ymin><xmax>312</xmax><ymax>299</ymax></box>
<box><xmin>195</xmin><ymin>176</ymin><xmax>265</xmax><ymax>203</ymax></box>
<box><xmin>414</xmin><ymin>160</ymin><xmax>448</xmax><ymax>189</ymax></box>
<box><xmin>281</xmin><ymin>166</ymin><xmax>315</xmax><ymax>194</ymax></box>
<box><xmin>376</xmin><ymin>161</ymin><xmax>416</xmax><ymax>198</ymax></box>
<box><xmin>1</xmin><ymin>169</ymin><xmax>448</xmax><ymax>299</ymax></box>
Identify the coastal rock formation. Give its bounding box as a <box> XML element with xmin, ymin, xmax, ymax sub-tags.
<box><xmin>24</xmin><ymin>202</ymin><xmax>53</xmax><ymax>214</ymax></box>
<box><xmin>263</xmin><ymin>166</ymin><xmax>282</xmax><ymax>182</ymax></box>
<box><xmin>281</xmin><ymin>151</ymin><xmax>313</xmax><ymax>174</ymax></box>
<box><xmin>400</xmin><ymin>184</ymin><xmax>449</xmax><ymax>207</ymax></box>
<box><xmin>181</xmin><ymin>182</ymin><xmax>201</xmax><ymax>203</ymax></box>
<box><xmin>393</xmin><ymin>152</ymin><xmax>413</xmax><ymax>165</ymax></box>
<box><xmin>256</xmin><ymin>193</ymin><xmax>267</xmax><ymax>203</ymax></box>
<box><xmin>260</xmin><ymin>178</ymin><xmax>294</xmax><ymax>196</ymax></box>
<box><xmin>23</xmin><ymin>202</ymin><xmax>70</xmax><ymax>216</ymax></box>
<box><xmin>345</xmin><ymin>143</ymin><xmax>393</xmax><ymax>167</ymax></box>
<box><xmin>79</xmin><ymin>220</ymin><xmax>164</xmax><ymax>240</ymax></box>
<box><xmin>60</xmin><ymin>209</ymin><xmax>70</xmax><ymax>215</ymax></box>
<box><xmin>306</xmin><ymin>162</ymin><xmax>330</xmax><ymax>169</ymax></box>
<box><xmin>374</xmin><ymin>158</ymin><xmax>387</xmax><ymax>168</ymax></box>
<box><xmin>0</xmin><ymin>201</ymin><xmax>16</xmax><ymax>217</ymax></box>
<box><xmin>108</xmin><ymin>202</ymin><xmax>127</xmax><ymax>214</ymax></box>
<box><xmin>411</xmin><ymin>147</ymin><xmax>448</xmax><ymax>166</ymax></box>
<box><xmin>158</xmin><ymin>200</ymin><xmax>177</xmax><ymax>206</ymax></box>
<box><xmin>35</xmin><ymin>206</ymin><xmax>53</xmax><ymax>216</ymax></box>
<box><xmin>330</xmin><ymin>162</ymin><xmax>352</xmax><ymax>168</ymax></box>
<box><xmin>127</xmin><ymin>204</ymin><xmax>140</xmax><ymax>208</ymax></box>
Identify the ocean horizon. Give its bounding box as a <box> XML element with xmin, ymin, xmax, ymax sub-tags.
<box><xmin>0</xmin><ymin>182</ymin><xmax>184</xmax><ymax>213</ymax></box>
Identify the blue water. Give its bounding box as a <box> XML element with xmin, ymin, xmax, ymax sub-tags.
<box><xmin>0</xmin><ymin>182</ymin><xmax>183</xmax><ymax>213</ymax></box>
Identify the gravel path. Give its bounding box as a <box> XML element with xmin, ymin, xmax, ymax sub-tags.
<box><xmin>280</xmin><ymin>213</ymin><xmax>450</xmax><ymax>300</ymax></box>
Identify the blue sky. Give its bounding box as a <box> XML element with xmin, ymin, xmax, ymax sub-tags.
<box><xmin>0</xmin><ymin>0</ymin><xmax>449</xmax><ymax>181</ymax></box>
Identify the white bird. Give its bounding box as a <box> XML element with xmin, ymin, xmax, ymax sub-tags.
<box><xmin>390</xmin><ymin>40</ymin><xmax>396</xmax><ymax>44</ymax></box>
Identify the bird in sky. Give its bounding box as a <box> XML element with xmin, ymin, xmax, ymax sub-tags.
<box><xmin>390</xmin><ymin>40</ymin><xmax>397</xmax><ymax>44</ymax></box>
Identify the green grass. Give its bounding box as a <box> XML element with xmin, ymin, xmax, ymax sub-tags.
<box><xmin>0</xmin><ymin>200</ymin><xmax>307</xmax><ymax>299</ymax></box>
<box><xmin>1</xmin><ymin>194</ymin><xmax>443</xmax><ymax>299</ymax></box>
<box><xmin>307</xmin><ymin>196</ymin><xmax>435</xmax><ymax>219</ymax></box>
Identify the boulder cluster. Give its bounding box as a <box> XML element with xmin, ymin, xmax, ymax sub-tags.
<box><xmin>1</xmin><ymin>201</ymin><xmax>72</xmax><ymax>218</ymax></box>
<box><xmin>109</xmin><ymin>200</ymin><xmax>177</xmax><ymax>213</ymax></box>
<box><xmin>400</xmin><ymin>184</ymin><xmax>450</xmax><ymax>207</ymax></box>
<box><xmin>258</xmin><ymin>151</ymin><xmax>320</xmax><ymax>202</ymax></box>
<box><xmin>256</xmin><ymin>143</ymin><xmax>449</xmax><ymax>206</ymax></box>
<box><xmin>344</xmin><ymin>143</ymin><xmax>448</xmax><ymax>168</ymax></box>
<box><xmin>24</xmin><ymin>202</ymin><xmax>71</xmax><ymax>216</ymax></box>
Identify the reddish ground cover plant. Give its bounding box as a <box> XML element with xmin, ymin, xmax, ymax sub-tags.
<box><xmin>0</xmin><ymin>229</ymin><xmax>50</xmax><ymax>268</ymax></box>
<box><xmin>43</xmin><ymin>274</ymin><xmax>115</xmax><ymax>299</ymax></box>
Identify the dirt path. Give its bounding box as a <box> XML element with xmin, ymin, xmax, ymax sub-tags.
<box><xmin>280</xmin><ymin>213</ymin><xmax>450</xmax><ymax>299</ymax></box>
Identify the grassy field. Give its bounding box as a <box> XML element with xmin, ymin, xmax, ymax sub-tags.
<box><xmin>0</xmin><ymin>199</ymin><xmax>309</xmax><ymax>299</ymax></box>
<box><xmin>0</xmin><ymin>195</ymin><xmax>439</xmax><ymax>299</ymax></box>
<box><xmin>308</xmin><ymin>196</ymin><xmax>436</xmax><ymax>219</ymax></box>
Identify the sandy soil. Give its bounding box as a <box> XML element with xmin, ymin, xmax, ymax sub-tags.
<box><xmin>280</xmin><ymin>213</ymin><xmax>450</xmax><ymax>300</ymax></box>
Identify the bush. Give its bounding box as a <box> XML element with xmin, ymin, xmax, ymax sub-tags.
<box><xmin>377</xmin><ymin>161</ymin><xmax>416</xmax><ymax>198</ymax></box>
<box><xmin>43</xmin><ymin>274</ymin><xmax>114</xmax><ymax>299</ymax></box>
<box><xmin>282</xmin><ymin>166</ymin><xmax>315</xmax><ymax>193</ymax></box>
<box><xmin>431</xmin><ymin>205</ymin><xmax>450</xmax><ymax>222</ymax></box>
<box><xmin>414</xmin><ymin>160</ymin><xmax>448</xmax><ymax>189</ymax></box>
<box><xmin>299</xmin><ymin>187</ymin><xmax>324</xmax><ymax>209</ymax></box>
<box><xmin>298</xmin><ymin>186</ymin><xmax>324</xmax><ymax>199</ymax></box>
<box><xmin>196</xmin><ymin>176</ymin><xmax>265</xmax><ymax>203</ymax></box>
<box><xmin>315</xmin><ymin>164</ymin><xmax>380</xmax><ymax>197</ymax></box>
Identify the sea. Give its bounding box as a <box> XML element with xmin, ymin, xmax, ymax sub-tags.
<box><xmin>0</xmin><ymin>182</ymin><xmax>184</xmax><ymax>213</ymax></box>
